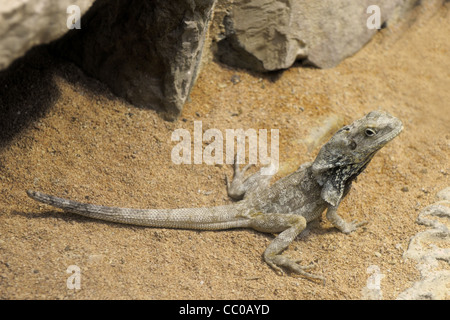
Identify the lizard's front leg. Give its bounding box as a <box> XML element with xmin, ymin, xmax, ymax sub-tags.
<box><xmin>326</xmin><ymin>204</ymin><xmax>367</xmax><ymax>234</ymax></box>
<box><xmin>249</xmin><ymin>212</ymin><xmax>324</xmax><ymax>282</ymax></box>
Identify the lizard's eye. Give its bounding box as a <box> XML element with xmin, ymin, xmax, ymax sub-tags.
<box><xmin>342</xmin><ymin>126</ymin><xmax>350</xmax><ymax>131</ymax></box>
<box><xmin>365</xmin><ymin>128</ymin><xmax>377</xmax><ymax>137</ymax></box>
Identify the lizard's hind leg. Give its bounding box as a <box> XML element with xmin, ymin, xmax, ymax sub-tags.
<box><xmin>226</xmin><ymin>158</ymin><xmax>275</xmax><ymax>200</ymax></box>
<box><xmin>250</xmin><ymin>212</ymin><xmax>324</xmax><ymax>282</ymax></box>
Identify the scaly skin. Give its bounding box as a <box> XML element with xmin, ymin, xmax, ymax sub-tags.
<box><xmin>27</xmin><ymin>111</ymin><xmax>403</xmax><ymax>282</ymax></box>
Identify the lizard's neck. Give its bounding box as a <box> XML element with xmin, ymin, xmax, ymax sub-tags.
<box><xmin>311</xmin><ymin>152</ymin><xmax>375</xmax><ymax>206</ymax></box>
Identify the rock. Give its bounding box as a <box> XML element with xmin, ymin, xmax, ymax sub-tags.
<box><xmin>52</xmin><ymin>0</ymin><xmax>216</xmax><ymax>120</ymax></box>
<box><xmin>397</xmin><ymin>188</ymin><xmax>450</xmax><ymax>300</ymax></box>
<box><xmin>436</xmin><ymin>187</ymin><xmax>450</xmax><ymax>201</ymax></box>
<box><xmin>230</xmin><ymin>74</ymin><xmax>241</xmax><ymax>84</ymax></box>
<box><xmin>217</xmin><ymin>0</ymin><xmax>418</xmax><ymax>71</ymax></box>
<box><xmin>0</xmin><ymin>0</ymin><xmax>94</xmax><ymax>70</ymax></box>
<box><xmin>1</xmin><ymin>0</ymin><xmax>442</xmax><ymax>118</ymax></box>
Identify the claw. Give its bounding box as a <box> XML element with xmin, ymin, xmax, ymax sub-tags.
<box><xmin>342</xmin><ymin>219</ymin><xmax>368</xmax><ymax>234</ymax></box>
<box><xmin>224</xmin><ymin>174</ymin><xmax>230</xmax><ymax>189</ymax></box>
<box><xmin>356</xmin><ymin>220</ymin><xmax>368</xmax><ymax>228</ymax></box>
<box><xmin>267</xmin><ymin>255</ymin><xmax>324</xmax><ymax>283</ymax></box>
<box><xmin>292</xmin><ymin>261</ymin><xmax>316</xmax><ymax>271</ymax></box>
<box><xmin>242</xmin><ymin>163</ymin><xmax>255</xmax><ymax>174</ymax></box>
<box><xmin>233</xmin><ymin>153</ymin><xmax>241</xmax><ymax>172</ymax></box>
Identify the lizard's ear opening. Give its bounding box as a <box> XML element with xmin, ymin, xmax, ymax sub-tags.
<box><xmin>321</xmin><ymin>180</ymin><xmax>343</xmax><ymax>207</ymax></box>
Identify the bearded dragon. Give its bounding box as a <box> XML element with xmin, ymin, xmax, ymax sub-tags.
<box><xmin>27</xmin><ymin>111</ymin><xmax>403</xmax><ymax>281</ymax></box>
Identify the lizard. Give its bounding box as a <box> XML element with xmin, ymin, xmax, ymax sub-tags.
<box><xmin>27</xmin><ymin>110</ymin><xmax>403</xmax><ymax>281</ymax></box>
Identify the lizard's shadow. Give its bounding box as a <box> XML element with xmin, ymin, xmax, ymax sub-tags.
<box><xmin>13</xmin><ymin>209</ymin><xmax>149</xmax><ymax>230</ymax></box>
<box><xmin>297</xmin><ymin>219</ymin><xmax>345</xmax><ymax>238</ymax></box>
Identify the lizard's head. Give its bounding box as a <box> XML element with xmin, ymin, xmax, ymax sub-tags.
<box><xmin>312</xmin><ymin>111</ymin><xmax>403</xmax><ymax>206</ymax></box>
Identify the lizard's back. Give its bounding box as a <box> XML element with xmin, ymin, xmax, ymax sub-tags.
<box><xmin>244</xmin><ymin>164</ymin><xmax>327</xmax><ymax>222</ymax></box>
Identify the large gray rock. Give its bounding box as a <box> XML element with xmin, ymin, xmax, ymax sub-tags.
<box><xmin>0</xmin><ymin>0</ymin><xmax>93</xmax><ymax>70</ymax></box>
<box><xmin>217</xmin><ymin>0</ymin><xmax>418</xmax><ymax>71</ymax></box>
<box><xmin>0</xmin><ymin>0</ymin><xmax>441</xmax><ymax>118</ymax></box>
<box><xmin>53</xmin><ymin>0</ymin><xmax>216</xmax><ymax>120</ymax></box>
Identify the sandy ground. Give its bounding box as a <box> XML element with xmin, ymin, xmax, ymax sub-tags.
<box><xmin>0</xmin><ymin>4</ymin><xmax>449</xmax><ymax>300</ymax></box>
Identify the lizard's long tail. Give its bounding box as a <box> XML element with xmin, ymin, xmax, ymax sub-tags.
<box><xmin>27</xmin><ymin>190</ymin><xmax>250</xmax><ymax>230</ymax></box>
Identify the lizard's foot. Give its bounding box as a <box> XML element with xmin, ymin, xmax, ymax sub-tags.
<box><xmin>226</xmin><ymin>154</ymin><xmax>254</xmax><ymax>200</ymax></box>
<box><xmin>326</xmin><ymin>205</ymin><xmax>368</xmax><ymax>235</ymax></box>
<box><xmin>254</xmin><ymin>213</ymin><xmax>324</xmax><ymax>282</ymax></box>
<box><xmin>226</xmin><ymin>153</ymin><xmax>274</xmax><ymax>200</ymax></box>
<box><xmin>265</xmin><ymin>254</ymin><xmax>324</xmax><ymax>282</ymax></box>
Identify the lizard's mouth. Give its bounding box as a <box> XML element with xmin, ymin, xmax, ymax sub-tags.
<box><xmin>382</xmin><ymin>120</ymin><xmax>403</xmax><ymax>143</ymax></box>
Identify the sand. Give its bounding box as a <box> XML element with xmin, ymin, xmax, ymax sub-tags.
<box><xmin>0</xmin><ymin>4</ymin><xmax>449</xmax><ymax>299</ymax></box>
